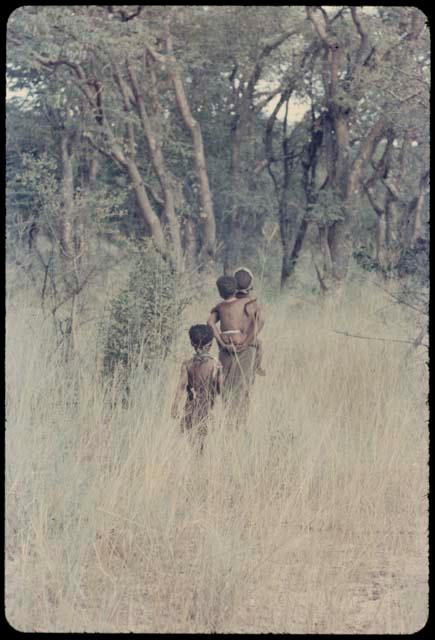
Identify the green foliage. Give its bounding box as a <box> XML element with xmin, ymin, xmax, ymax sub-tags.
<box><xmin>396</xmin><ymin>238</ymin><xmax>429</xmax><ymax>286</ymax></box>
<box><xmin>333</xmin><ymin>88</ymin><xmax>358</xmax><ymax>113</ymax></box>
<box><xmin>7</xmin><ymin>5</ymin><xmax>430</xmax><ymax>293</ymax></box>
<box><xmin>21</xmin><ymin>152</ymin><xmax>60</xmax><ymax>216</ymax></box>
<box><xmin>353</xmin><ymin>247</ymin><xmax>381</xmax><ymax>273</ymax></box>
<box><xmin>102</xmin><ymin>241</ymin><xmax>190</xmax><ymax>381</ymax></box>
<box><xmin>306</xmin><ymin>189</ymin><xmax>345</xmax><ymax>225</ymax></box>
<box><xmin>354</xmin><ymin>239</ymin><xmax>429</xmax><ymax>293</ymax></box>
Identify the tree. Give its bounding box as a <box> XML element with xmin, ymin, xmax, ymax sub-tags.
<box><xmin>304</xmin><ymin>6</ymin><xmax>429</xmax><ymax>295</ymax></box>
<box><xmin>8</xmin><ymin>5</ymin><xmax>218</xmax><ymax>271</ymax></box>
<box><xmin>7</xmin><ymin>6</ymin><xmax>429</xmax><ymax>296</ymax></box>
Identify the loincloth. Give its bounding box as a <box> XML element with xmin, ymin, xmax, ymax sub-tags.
<box><xmin>219</xmin><ymin>344</ymin><xmax>256</xmax><ymax>397</ymax></box>
<box><xmin>219</xmin><ymin>340</ymin><xmax>259</xmax><ymax>355</ymax></box>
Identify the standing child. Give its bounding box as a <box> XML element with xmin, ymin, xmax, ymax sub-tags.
<box><xmin>171</xmin><ymin>324</ymin><xmax>222</xmax><ymax>452</ymax></box>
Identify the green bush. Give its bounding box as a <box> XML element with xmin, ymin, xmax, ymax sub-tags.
<box><xmin>102</xmin><ymin>242</ymin><xmax>189</xmax><ymax>383</ymax></box>
<box><xmin>353</xmin><ymin>246</ymin><xmax>381</xmax><ymax>273</ymax></box>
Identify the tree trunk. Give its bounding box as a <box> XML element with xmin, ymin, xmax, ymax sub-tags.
<box><xmin>224</xmin><ymin>124</ymin><xmax>244</xmax><ymax>274</ymax></box>
<box><xmin>57</xmin><ymin>133</ymin><xmax>84</xmax><ymax>352</ymax></box>
<box><xmin>59</xmin><ymin>134</ymin><xmax>76</xmax><ymax>262</ymax></box>
<box><xmin>375</xmin><ymin>213</ymin><xmax>387</xmax><ymax>265</ymax></box>
<box><xmin>281</xmin><ymin>224</ymin><xmax>309</xmax><ymax>288</ymax></box>
<box><xmin>324</xmin><ymin>117</ymin><xmax>386</xmax><ymax>291</ymax></box>
<box><xmin>306</xmin><ymin>7</ymin><xmax>390</xmax><ymax>295</ymax></box>
<box><xmin>318</xmin><ymin>224</ymin><xmax>333</xmax><ymax>275</ymax></box>
<box><xmin>125</xmin><ymin>159</ymin><xmax>169</xmax><ymax>261</ymax></box>
<box><xmin>401</xmin><ymin>169</ymin><xmax>429</xmax><ymax>247</ymax></box>
<box><xmin>383</xmin><ymin>196</ymin><xmax>401</xmax><ymax>270</ymax></box>
<box><xmin>224</xmin><ymin>222</ymin><xmax>243</xmax><ymax>275</ymax></box>
<box><xmin>176</xmin><ymin>98</ymin><xmax>215</xmax><ymax>258</ymax></box>
<box><xmin>327</xmin><ymin>217</ymin><xmax>354</xmax><ymax>283</ymax></box>
<box><xmin>59</xmin><ymin>132</ymin><xmax>85</xmax><ymax>304</ymax></box>
<box><xmin>165</xmin><ymin>35</ymin><xmax>216</xmax><ymax>260</ymax></box>
<box><xmin>279</xmin><ymin>200</ymin><xmax>308</xmax><ymax>289</ymax></box>
<box><xmin>183</xmin><ymin>217</ymin><xmax>198</xmax><ymax>271</ymax></box>
<box><xmin>282</xmin><ymin>112</ymin><xmax>323</xmax><ymax>290</ymax></box>
<box><xmin>385</xmin><ymin>196</ymin><xmax>399</xmax><ymax>248</ymax></box>
<box><xmin>128</xmin><ymin>62</ymin><xmax>183</xmax><ymax>269</ymax></box>
<box><xmin>279</xmin><ymin>197</ymin><xmax>293</xmax><ymax>288</ymax></box>
<box><xmin>88</xmin><ymin>153</ymin><xmax>99</xmax><ymax>185</ymax></box>
<box><xmin>112</xmin><ymin>61</ymin><xmax>180</xmax><ymax>269</ymax></box>
<box><xmin>410</xmin><ymin>197</ymin><xmax>424</xmax><ymax>245</ymax></box>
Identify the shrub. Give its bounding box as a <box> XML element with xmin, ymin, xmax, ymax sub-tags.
<box><xmin>102</xmin><ymin>242</ymin><xmax>189</xmax><ymax>384</ymax></box>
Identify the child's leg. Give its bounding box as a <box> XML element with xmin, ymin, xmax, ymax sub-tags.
<box><xmin>181</xmin><ymin>406</ymin><xmax>193</xmax><ymax>434</ymax></box>
<box><xmin>196</xmin><ymin>422</ymin><xmax>207</xmax><ymax>454</ymax></box>
<box><xmin>183</xmin><ymin>406</ymin><xmax>208</xmax><ymax>453</ymax></box>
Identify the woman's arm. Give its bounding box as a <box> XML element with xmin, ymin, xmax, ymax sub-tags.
<box><xmin>256</xmin><ymin>303</ymin><xmax>265</xmax><ymax>333</ymax></box>
<box><xmin>241</xmin><ymin>301</ymin><xmax>264</xmax><ymax>347</ymax></box>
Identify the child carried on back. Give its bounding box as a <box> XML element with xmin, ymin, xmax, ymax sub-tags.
<box><xmin>207</xmin><ymin>269</ymin><xmax>265</xmax><ymax>377</ymax></box>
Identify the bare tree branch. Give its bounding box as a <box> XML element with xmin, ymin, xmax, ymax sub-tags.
<box><xmin>359</xmin><ymin>276</ymin><xmax>428</xmax><ymax>315</ymax></box>
<box><xmin>306</xmin><ymin>6</ymin><xmax>337</xmax><ymax>49</ymax></box>
<box><xmin>105</xmin><ymin>5</ymin><xmax>143</xmax><ymax>22</ymax></box>
<box><xmin>350</xmin><ymin>7</ymin><xmax>370</xmax><ymax>65</ymax></box>
<box><xmin>332</xmin><ymin>329</ymin><xmax>427</xmax><ymax>348</ymax></box>
<box><xmin>83</xmin><ymin>131</ymin><xmax>127</xmax><ymax>166</ymax></box>
<box><xmin>347</xmin><ymin>116</ymin><xmax>387</xmax><ymax>197</ymax></box>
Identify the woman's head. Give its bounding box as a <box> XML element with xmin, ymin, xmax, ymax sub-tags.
<box><xmin>234</xmin><ymin>267</ymin><xmax>254</xmax><ymax>293</ymax></box>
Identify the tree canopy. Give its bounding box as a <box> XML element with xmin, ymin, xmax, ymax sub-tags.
<box><xmin>7</xmin><ymin>6</ymin><xmax>429</xmax><ymax>296</ymax></box>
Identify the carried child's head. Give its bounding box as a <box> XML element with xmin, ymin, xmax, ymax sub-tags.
<box><xmin>189</xmin><ymin>324</ymin><xmax>214</xmax><ymax>352</ymax></box>
<box><xmin>216</xmin><ymin>275</ymin><xmax>236</xmax><ymax>300</ymax></box>
<box><xmin>234</xmin><ymin>267</ymin><xmax>254</xmax><ymax>293</ymax></box>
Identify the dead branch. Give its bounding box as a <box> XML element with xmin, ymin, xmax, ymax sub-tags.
<box><xmin>106</xmin><ymin>6</ymin><xmax>143</xmax><ymax>22</ymax></box>
<box><xmin>350</xmin><ymin>7</ymin><xmax>370</xmax><ymax>65</ymax></box>
<box><xmin>356</xmin><ymin>274</ymin><xmax>428</xmax><ymax>315</ymax></box>
<box><xmin>332</xmin><ymin>329</ymin><xmax>427</xmax><ymax>348</ymax></box>
<box><xmin>313</xmin><ymin>260</ymin><xmax>328</xmax><ymax>294</ymax></box>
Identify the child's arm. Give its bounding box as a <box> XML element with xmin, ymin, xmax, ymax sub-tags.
<box><xmin>171</xmin><ymin>362</ymin><xmax>188</xmax><ymax>419</ymax></box>
<box><xmin>207</xmin><ymin>308</ymin><xmax>228</xmax><ymax>350</ymax></box>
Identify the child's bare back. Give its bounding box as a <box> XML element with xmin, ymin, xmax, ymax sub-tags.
<box><xmin>172</xmin><ymin>324</ymin><xmax>221</xmax><ymax>452</ymax></box>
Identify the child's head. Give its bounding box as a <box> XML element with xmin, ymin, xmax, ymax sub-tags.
<box><xmin>189</xmin><ymin>324</ymin><xmax>214</xmax><ymax>352</ymax></box>
<box><xmin>216</xmin><ymin>275</ymin><xmax>237</xmax><ymax>300</ymax></box>
<box><xmin>234</xmin><ymin>267</ymin><xmax>254</xmax><ymax>293</ymax></box>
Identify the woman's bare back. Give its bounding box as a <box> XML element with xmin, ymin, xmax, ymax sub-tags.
<box><xmin>212</xmin><ymin>297</ymin><xmax>259</xmax><ymax>346</ymax></box>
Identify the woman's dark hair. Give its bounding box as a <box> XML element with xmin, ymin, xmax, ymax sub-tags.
<box><xmin>216</xmin><ymin>275</ymin><xmax>236</xmax><ymax>300</ymax></box>
<box><xmin>189</xmin><ymin>324</ymin><xmax>214</xmax><ymax>348</ymax></box>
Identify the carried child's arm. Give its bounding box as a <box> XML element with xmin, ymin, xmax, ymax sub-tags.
<box><xmin>171</xmin><ymin>362</ymin><xmax>188</xmax><ymax>419</ymax></box>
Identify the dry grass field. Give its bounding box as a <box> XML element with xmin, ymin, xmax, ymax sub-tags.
<box><xmin>5</xmin><ymin>273</ymin><xmax>428</xmax><ymax>633</ymax></box>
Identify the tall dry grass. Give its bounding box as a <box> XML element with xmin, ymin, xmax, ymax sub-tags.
<box><xmin>5</xmin><ymin>275</ymin><xmax>428</xmax><ymax>633</ymax></box>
